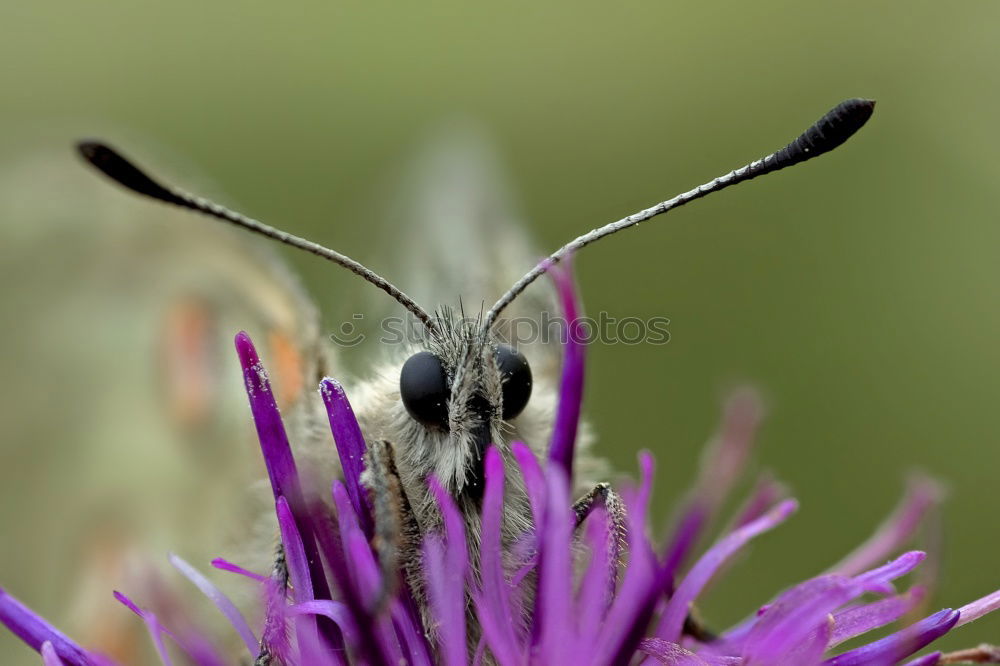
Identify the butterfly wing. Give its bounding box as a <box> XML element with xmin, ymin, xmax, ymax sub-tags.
<box><xmin>0</xmin><ymin>141</ymin><xmax>331</xmax><ymax>663</ymax></box>
<box><xmin>378</xmin><ymin>122</ymin><xmax>562</xmax><ymax>364</ymax></box>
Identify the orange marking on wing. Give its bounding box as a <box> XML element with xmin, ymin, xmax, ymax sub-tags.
<box><xmin>160</xmin><ymin>297</ymin><xmax>218</xmax><ymax>429</ymax></box>
<box><xmin>268</xmin><ymin>329</ymin><xmax>306</xmax><ymax>409</ymax></box>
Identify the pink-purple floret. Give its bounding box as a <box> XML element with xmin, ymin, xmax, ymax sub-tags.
<box><xmin>3</xmin><ymin>272</ymin><xmax>1000</xmax><ymax>665</ymax></box>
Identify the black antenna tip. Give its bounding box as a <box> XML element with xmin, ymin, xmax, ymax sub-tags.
<box><xmin>75</xmin><ymin>140</ymin><xmax>102</xmax><ymax>162</ymax></box>
<box><xmin>75</xmin><ymin>140</ymin><xmax>185</xmax><ymax>206</ymax></box>
<box><xmin>845</xmin><ymin>97</ymin><xmax>876</xmax><ymax>111</ymax></box>
<box><xmin>75</xmin><ymin>140</ymin><xmax>129</xmax><ymax>177</ymax></box>
<box><xmin>766</xmin><ymin>98</ymin><xmax>876</xmax><ymax>172</ymax></box>
<box><xmin>811</xmin><ymin>96</ymin><xmax>876</xmax><ymax>151</ymax></box>
<box><xmin>823</xmin><ymin>97</ymin><xmax>877</xmax><ymax>142</ymax></box>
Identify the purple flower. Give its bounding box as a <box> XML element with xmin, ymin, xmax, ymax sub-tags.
<box><xmin>3</xmin><ymin>274</ymin><xmax>1000</xmax><ymax>666</ymax></box>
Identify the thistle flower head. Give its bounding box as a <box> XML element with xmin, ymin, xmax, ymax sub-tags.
<box><xmin>3</xmin><ymin>274</ymin><xmax>1000</xmax><ymax>666</ymax></box>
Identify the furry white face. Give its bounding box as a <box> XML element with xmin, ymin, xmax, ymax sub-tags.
<box><xmin>348</xmin><ymin>313</ymin><xmax>556</xmax><ymax>580</ymax></box>
<box><xmin>357</xmin><ymin>315</ymin><xmax>536</xmax><ymax>505</ymax></box>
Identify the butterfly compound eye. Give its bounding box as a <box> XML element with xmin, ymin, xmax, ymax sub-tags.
<box><xmin>400</xmin><ymin>351</ymin><xmax>450</xmax><ymax>428</ymax></box>
<box><xmin>496</xmin><ymin>345</ymin><xmax>532</xmax><ymax>420</ymax></box>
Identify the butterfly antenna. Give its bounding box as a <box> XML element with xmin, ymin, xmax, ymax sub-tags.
<box><xmin>484</xmin><ymin>97</ymin><xmax>876</xmax><ymax>330</ymax></box>
<box><xmin>75</xmin><ymin>141</ymin><xmax>438</xmax><ymax>333</ymax></box>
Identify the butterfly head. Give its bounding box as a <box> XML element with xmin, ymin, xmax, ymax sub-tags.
<box><xmin>394</xmin><ymin>313</ymin><xmax>532</xmax><ymax>500</ymax></box>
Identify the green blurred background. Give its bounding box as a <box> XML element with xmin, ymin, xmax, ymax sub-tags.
<box><xmin>2</xmin><ymin>1</ymin><xmax>999</xmax><ymax>663</ymax></box>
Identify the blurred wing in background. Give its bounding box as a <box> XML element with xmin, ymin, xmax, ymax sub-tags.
<box><xmin>380</xmin><ymin>121</ymin><xmax>562</xmax><ymax>369</ymax></box>
<box><xmin>0</xmin><ymin>141</ymin><xmax>330</xmax><ymax>661</ymax></box>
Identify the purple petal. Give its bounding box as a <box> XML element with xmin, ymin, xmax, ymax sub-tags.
<box><xmin>310</xmin><ymin>489</ymin><xmax>383</xmax><ymax>666</ymax></box>
<box><xmin>234</xmin><ymin>332</ymin><xmax>338</xmax><ymax>644</ymax></box>
<box><xmin>741</xmin><ymin>576</ymin><xmax>854</xmax><ymax>666</ymax></box>
<box><xmin>732</xmin><ymin>473</ymin><xmax>788</xmax><ymax>529</ymax></box>
<box><xmin>259</xmin><ymin>576</ymin><xmax>291</xmax><ymax>664</ymax></box>
<box><xmin>424</xmin><ymin>537</ymin><xmax>467</xmax><ymax>666</ymax></box>
<box><xmin>235</xmin><ymin>331</ymin><xmax>302</xmax><ymax>507</ymax></box>
<box><xmin>114</xmin><ymin>592</ymin><xmax>228</xmax><ymax>666</ymax></box>
<box><xmin>171</xmin><ymin>633</ymin><xmax>227</xmax><ymax>666</ymax></box>
<box><xmin>476</xmin><ymin>447</ymin><xmax>523</xmax><ymax>666</ymax></box>
<box><xmin>287</xmin><ymin>600</ymin><xmax>358</xmax><ymax>644</ymax></box>
<box><xmin>303</xmin><ymin>497</ymin><xmax>347</xmax><ymax>589</ymax></box>
<box><xmin>113</xmin><ymin>591</ymin><xmax>175</xmax><ymax>666</ymax></box>
<box><xmin>387</xmin><ymin>577</ymin><xmax>434</xmax><ymax>666</ymax></box>
<box><xmin>337</xmin><ymin>502</ymin><xmax>405</xmax><ymax>662</ymax></box>
<box><xmin>319</xmin><ymin>378</ymin><xmax>374</xmax><ymax>538</ymax></box>
<box><xmin>662</xmin><ymin>389</ymin><xmax>762</xmax><ymax>583</ymax></box>
<box><xmin>332</xmin><ymin>480</ymin><xmax>361</xmax><ymax>542</ymax></box>
<box><xmin>210</xmin><ymin>558</ymin><xmax>266</xmax><ymax>583</ymax></box>
<box><xmin>276</xmin><ymin>496</ymin><xmax>328</xmax><ymax>662</ymax></box>
<box><xmin>913</xmin><ymin>502</ymin><xmax>943</xmax><ymax>619</ymax></box>
<box><xmin>657</xmin><ymin>500</ymin><xmax>797</xmax><ymax>643</ymax></box>
<box><xmin>326</xmin><ymin>481</ymin><xmax>392</xmax><ymax>664</ymax></box>
<box><xmin>511</xmin><ymin>553</ymin><xmax>539</xmax><ymax>588</ymax></box>
<box><xmin>852</xmin><ymin>550</ymin><xmax>925</xmax><ymax>596</ymax></box>
<box><xmin>470</xmin><ymin>588</ymin><xmax>524</xmax><ymax>666</ymax></box>
<box><xmin>830</xmin><ymin>586</ymin><xmax>927</xmax><ymax>647</ymax></box>
<box><xmin>826</xmin><ymin>475</ymin><xmax>942</xmax><ymax>577</ymax></box>
<box><xmin>114</xmin><ymin>590</ymin><xmax>228</xmax><ymax>666</ymax></box>
<box><xmin>508</xmin><ymin>443</ymin><xmax>545</xmax><ymax>594</ymax></box>
<box><xmin>821</xmin><ymin>609</ymin><xmax>958</xmax><ymax>666</ymax></box>
<box><xmin>902</xmin><ymin>652</ymin><xmax>941</xmax><ymax>666</ymax></box>
<box><xmin>167</xmin><ymin>554</ymin><xmax>257</xmax><ymax>657</ymax></box>
<box><xmin>592</xmin><ymin>453</ymin><xmax>664</xmax><ymax>665</ymax></box>
<box><xmin>786</xmin><ymin>614</ymin><xmax>835</xmax><ymax>666</ymax></box>
<box><xmin>429</xmin><ymin>478</ymin><xmax>470</xmax><ymax>582</ymax></box>
<box><xmin>955</xmin><ymin>587</ymin><xmax>1000</xmax><ymax>627</ymax></box>
<box><xmin>276</xmin><ymin>497</ymin><xmax>313</xmax><ymax>602</ymax></box>
<box><xmin>473</xmin><ymin>638</ymin><xmax>487</xmax><ymax>666</ymax></box>
<box><xmin>742</xmin><ymin>551</ymin><xmax>924</xmax><ymax>665</ymax></box>
<box><xmin>699</xmin><ymin>474</ymin><xmax>789</xmax><ymax>597</ymax></box>
<box><xmin>294</xmin><ymin>499</ymin><xmax>348</xmax><ymax>666</ymax></box>
<box><xmin>547</xmin><ymin>261</ymin><xmax>586</xmax><ymax>481</ymax></box>
<box><xmin>331</xmin><ymin>481</ymin><xmax>381</xmax><ymax>605</ymax></box>
<box><xmin>426</xmin><ymin>478</ymin><xmax>469</xmax><ymax>666</ymax></box>
<box><xmin>576</xmin><ymin>505</ymin><xmax>614</xmax><ymax>635</ymax></box>
<box><xmin>0</xmin><ymin>586</ymin><xmax>94</xmax><ymax>666</ymax></box>
<box><xmin>347</xmin><ymin>529</ymin><xmax>406</xmax><ymax>662</ymax></box>
<box><xmin>534</xmin><ymin>464</ymin><xmax>575</xmax><ymax>664</ymax></box>
<box><xmin>331</xmin><ymin>484</ymin><xmax>405</xmax><ymax>664</ymax></box>
<box><xmin>694</xmin><ymin>388</ymin><xmax>763</xmax><ymax>511</ymax></box>
<box><xmin>114</xmin><ymin>590</ymin><xmax>227</xmax><ymax>666</ymax></box>
<box><xmin>661</xmin><ymin>504</ymin><xmax>709</xmax><ymax>591</ymax></box>
<box><xmin>639</xmin><ymin>639</ymin><xmax>746</xmax><ymax>665</ymax></box>
<box><xmin>638</xmin><ymin>638</ymin><xmax>711</xmax><ymax>664</ymax></box>
<box><xmin>390</xmin><ymin>597</ymin><xmax>434</xmax><ymax>666</ymax></box>
<box><xmin>512</xmin><ymin>441</ymin><xmax>546</xmax><ymax>529</ymax></box>
<box><xmin>40</xmin><ymin>641</ymin><xmax>68</xmax><ymax>666</ymax></box>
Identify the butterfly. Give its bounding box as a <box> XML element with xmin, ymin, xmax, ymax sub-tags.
<box><xmin>0</xmin><ymin>99</ymin><xmax>874</xmax><ymax>663</ymax></box>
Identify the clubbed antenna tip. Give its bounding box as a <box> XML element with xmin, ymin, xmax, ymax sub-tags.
<box><xmin>767</xmin><ymin>97</ymin><xmax>875</xmax><ymax>171</ymax></box>
<box><xmin>74</xmin><ymin>139</ymin><xmax>439</xmax><ymax>333</ymax></box>
<box><xmin>483</xmin><ymin>97</ymin><xmax>877</xmax><ymax>329</ymax></box>
<box><xmin>76</xmin><ymin>140</ymin><xmax>185</xmax><ymax>206</ymax></box>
